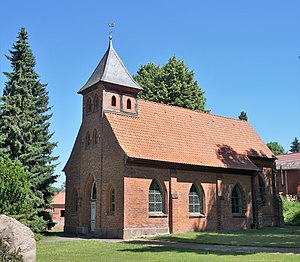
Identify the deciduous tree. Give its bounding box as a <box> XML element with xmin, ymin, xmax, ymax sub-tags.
<box><xmin>134</xmin><ymin>56</ymin><xmax>209</xmax><ymax>112</ymax></box>
<box><xmin>267</xmin><ymin>141</ymin><xmax>285</xmax><ymax>155</ymax></box>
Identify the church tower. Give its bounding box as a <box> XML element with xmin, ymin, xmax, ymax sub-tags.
<box><xmin>78</xmin><ymin>36</ymin><xmax>143</xmax><ymax>117</ymax></box>
<box><xmin>64</xmin><ymin>36</ymin><xmax>143</xmax><ymax>236</ymax></box>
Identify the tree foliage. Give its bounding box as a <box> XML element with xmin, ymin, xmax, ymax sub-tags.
<box><xmin>0</xmin><ymin>28</ymin><xmax>58</xmax><ymax>232</ymax></box>
<box><xmin>238</xmin><ymin>111</ymin><xmax>248</xmax><ymax>121</ymax></box>
<box><xmin>290</xmin><ymin>137</ymin><xmax>300</xmax><ymax>153</ymax></box>
<box><xmin>0</xmin><ymin>157</ymin><xmax>30</xmax><ymax>216</ymax></box>
<box><xmin>267</xmin><ymin>141</ymin><xmax>285</xmax><ymax>155</ymax></box>
<box><xmin>134</xmin><ymin>56</ymin><xmax>209</xmax><ymax>112</ymax></box>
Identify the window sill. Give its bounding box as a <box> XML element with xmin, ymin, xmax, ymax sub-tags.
<box><xmin>189</xmin><ymin>213</ymin><xmax>206</xmax><ymax>218</ymax></box>
<box><xmin>149</xmin><ymin>212</ymin><xmax>167</xmax><ymax>218</ymax></box>
<box><xmin>106</xmin><ymin>211</ymin><xmax>115</xmax><ymax>216</ymax></box>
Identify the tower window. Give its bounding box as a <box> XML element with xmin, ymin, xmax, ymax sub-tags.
<box><xmin>111</xmin><ymin>95</ymin><xmax>116</xmax><ymax>107</ymax></box>
<box><xmin>86</xmin><ymin>131</ymin><xmax>91</xmax><ymax>148</ymax></box>
<box><xmin>94</xmin><ymin>94</ymin><xmax>99</xmax><ymax>111</ymax></box>
<box><xmin>127</xmin><ymin>99</ymin><xmax>132</xmax><ymax>109</ymax></box>
<box><xmin>93</xmin><ymin>129</ymin><xmax>98</xmax><ymax>145</ymax></box>
<box><xmin>87</xmin><ymin>98</ymin><xmax>92</xmax><ymax>113</ymax></box>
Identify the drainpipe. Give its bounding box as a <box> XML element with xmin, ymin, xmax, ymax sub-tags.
<box><xmin>251</xmin><ymin>172</ymin><xmax>258</xmax><ymax>228</ymax></box>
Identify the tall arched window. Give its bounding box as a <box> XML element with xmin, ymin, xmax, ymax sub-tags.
<box><xmin>189</xmin><ymin>184</ymin><xmax>204</xmax><ymax>214</ymax></box>
<box><xmin>259</xmin><ymin>176</ymin><xmax>266</xmax><ymax>204</ymax></box>
<box><xmin>72</xmin><ymin>189</ymin><xmax>78</xmax><ymax>213</ymax></box>
<box><xmin>231</xmin><ymin>185</ymin><xmax>242</xmax><ymax>214</ymax></box>
<box><xmin>93</xmin><ymin>129</ymin><xmax>98</xmax><ymax>145</ymax></box>
<box><xmin>94</xmin><ymin>94</ymin><xmax>99</xmax><ymax>111</ymax></box>
<box><xmin>127</xmin><ymin>99</ymin><xmax>131</xmax><ymax>109</ymax></box>
<box><xmin>91</xmin><ymin>182</ymin><xmax>97</xmax><ymax>200</ymax></box>
<box><xmin>87</xmin><ymin>98</ymin><xmax>92</xmax><ymax>113</ymax></box>
<box><xmin>149</xmin><ymin>179</ymin><xmax>164</xmax><ymax>213</ymax></box>
<box><xmin>86</xmin><ymin>131</ymin><xmax>91</xmax><ymax>148</ymax></box>
<box><xmin>111</xmin><ymin>95</ymin><xmax>116</xmax><ymax>107</ymax></box>
<box><xmin>110</xmin><ymin>188</ymin><xmax>115</xmax><ymax>214</ymax></box>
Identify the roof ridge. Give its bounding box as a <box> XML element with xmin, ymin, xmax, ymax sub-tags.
<box><xmin>139</xmin><ymin>99</ymin><xmax>248</xmax><ymax>123</ymax></box>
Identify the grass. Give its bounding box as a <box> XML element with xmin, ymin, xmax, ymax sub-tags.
<box><xmin>283</xmin><ymin>199</ymin><xmax>300</xmax><ymax>226</ymax></box>
<box><xmin>37</xmin><ymin>240</ymin><xmax>300</xmax><ymax>262</ymax></box>
<box><xmin>153</xmin><ymin>226</ymin><xmax>300</xmax><ymax>248</ymax></box>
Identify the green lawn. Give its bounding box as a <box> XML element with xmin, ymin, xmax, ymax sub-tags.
<box><xmin>37</xmin><ymin>240</ymin><xmax>299</xmax><ymax>262</ymax></box>
<box><xmin>154</xmin><ymin>226</ymin><xmax>300</xmax><ymax>248</ymax></box>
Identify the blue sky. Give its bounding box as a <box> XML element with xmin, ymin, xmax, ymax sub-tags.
<box><xmin>1</xmin><ymin>1</ymin><xmax>299</xmax><ymax>187</ymax></box>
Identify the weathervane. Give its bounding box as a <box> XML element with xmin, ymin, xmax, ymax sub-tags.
<box><xmin>108</xmin><ymin>22</ymin><xmax>115</xmax><ymax>38</ymax></box>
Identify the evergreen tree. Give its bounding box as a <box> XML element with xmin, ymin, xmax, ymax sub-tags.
<box><xmin>267</xmin><ymin>141</ymin><xmax>285</xmax><ymax>155</ymax></box>
<box><xmin>134</xmin><ymin>56</ymin><xmax>209</xmax><ymax>112</ymax></box>
<box><xmin>0</xmin><ymin>28</ymin><xmax>58</xmax><ymax>232</ymax></box>
<box><xmin>238</xmin><ymin>111</ymin><xmax>248</xmax><ymax>121</ymax></box>
<box><xmin>290</xmin><ymin>137</ymin><xmax>300</xmax><ymax>153</ymax></box>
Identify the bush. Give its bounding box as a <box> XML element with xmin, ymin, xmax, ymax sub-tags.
<box><xmin>0</xmin><ymin>238</ymin><xmax>23</xmax><ymax>262</ymax></box>
<box><xmin>282</xmin><ymin>198</ymin><xmax>300</xmax><ymax>226</ymax></box>
<box><xmin>0</xmin><ymin>157</ymin><xmax>31</xmax><ymax>216</ymax></box>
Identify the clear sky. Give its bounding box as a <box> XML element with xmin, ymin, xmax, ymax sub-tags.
<box><xmin>1</xmin><ymin>1</ymin><xmax>299</xmax><ymax>187</ymax></box>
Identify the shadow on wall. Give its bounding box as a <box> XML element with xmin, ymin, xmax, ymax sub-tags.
<box><xmin>191</xmin><ymin>183</ymin><xmax>216</xmax><ymax>232</ymax></box>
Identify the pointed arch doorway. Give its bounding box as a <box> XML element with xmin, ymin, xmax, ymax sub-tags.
<box><xmin>90</xmin><ymin>182</ymin><xmax>97</xmax><ymax>233</ymax></box>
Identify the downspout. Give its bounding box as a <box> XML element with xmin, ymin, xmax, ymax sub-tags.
<box><xmin>169</xmin><ymin>170</ymin><xmax>173</xmax><ymax>233</ymax></box>
<box><xmin>251</xmin><ymin>172</ymin><xmax>258</xmax><ymax>228</ymax></box>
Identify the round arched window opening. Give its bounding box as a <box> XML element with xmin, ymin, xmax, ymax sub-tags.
<box><xmin>127</xmin><ymin>99</ymin><xmax>132</xmax><ymax>109</ymax></box>
<box><xmin>111</xmin><ymin>95</ymin><xmax>116</xmax><ymax>107</ymax></box>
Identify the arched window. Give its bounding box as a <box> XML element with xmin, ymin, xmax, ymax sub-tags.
<box><xmin>231</xmin><ymin>185</ymin><xmax>242</xmax><ymax>214</ymax></box>
<box><xmin>189</xmin><ymin>184</ymin><xmax>204</xmax><ymax>214</ymax></box>
<box><xmin>87</xmin><ymin>98</ymin><xmax>92</xmax><ymax>113</ymax></box>
<box><xmin>149</xmin><ymin>179</ymin><xmax>164</xmax><ymax>213</ymax></box>
<box><xmin>110</xmin><ymin>188</ymin><xmax>115</xmax><ymax>214</ymax></box>
<box><xmin>93</xmin><ymin>129</ymin><xmax>98</xmax><ymax>145</ymax></box>
<box><xmin>86</xmin><ymin>131</ymin><xmax>91</xmax><ymax>148</ymax></box>
<box><xmin>94</xmin><ymin>94</ymin><xmax>99</xmax><ymax>111</ymax></box>
<box><xmin>72</xmin><ymin>189</ymin><xmax>78</xmax><ymax>213</ymax></box>
<box><xmin>91</xmin><ymin>182</ymin><xmax>96</xmax><ymax>200</ymax></box>
<box><xmin>111</xmin><ymin>95</ymin><xmax>116</xmax><ymax>107</ymax></box>
<box><xmin>127</xmin><ymin>99</ymin><xmax>131</xmax><ymax>109</ymax></box>
<box><xmin>259</xmin><ymin>176</ymin><xmax>266</xmax><ymax>204</ymax></box>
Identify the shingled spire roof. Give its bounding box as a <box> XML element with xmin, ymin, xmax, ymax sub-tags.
<box><xmin>78</xmin><ymin>36</ymin><xmax>142</xmax><ymax>94</ymax></box>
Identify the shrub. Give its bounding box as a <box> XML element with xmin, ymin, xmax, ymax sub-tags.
<box><xmin>0</xmin><ymin>238</ymin><xmax>23</xmax><ymax>262</ymax></box>
<box><xmin>282</xmin><ymin>198</ymin><xmax>300</xmax><ymax>226</ymax></box>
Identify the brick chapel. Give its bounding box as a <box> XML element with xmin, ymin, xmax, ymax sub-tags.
<box><xmin>63</xmin><ymin>36</ymin><xmax>283</xmax><ymax>239</ymax></box>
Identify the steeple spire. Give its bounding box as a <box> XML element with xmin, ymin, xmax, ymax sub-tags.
<box><xmin>78</xmin><ymin>35</ymin><xmax>142</xmax><ymax>94</ymax></box>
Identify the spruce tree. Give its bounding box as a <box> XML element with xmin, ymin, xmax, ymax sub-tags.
<box><xmin>134</xmin><ymin>56</ymin><xmax>209</xmax><ymax>112</ymax></box>
<box><xmin>290</xmin><ymin>137</ymin><xmax>300</xmax><ymax>153</ymax></box>
<box><xmin>238</xmin><ymin>111</ymin><xmax>248</xmax><ymax>121</ymax></box>
<box><xmin>0</xmin><ymin>28</ymin><xmax>58</xmax><ymax>232</ymax></box>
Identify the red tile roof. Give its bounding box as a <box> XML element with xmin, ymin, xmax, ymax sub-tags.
<box><xmin>52</xmin><ymin>190</ymin><xmax>65</xmax><ymax>206</ymax></box>
<box><xmin>105</xmin><ymin>100</ymin><xmax>274</xmax><ymax>171</ymax></box>
<box><xmin>276</xmin><ymin>152</ymin><xmax>300</xmax><ymax>164</ymax></box>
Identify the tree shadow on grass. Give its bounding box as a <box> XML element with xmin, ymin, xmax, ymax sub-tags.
<box><xmin>152</xmin><ymin>226</ymin><xmax>300</xmax><ymax>249</ymax></box>
<box><xmin>120</xmin><ymin>244</ymin><xmax>258</xmax><ymax>258</ymax></box>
